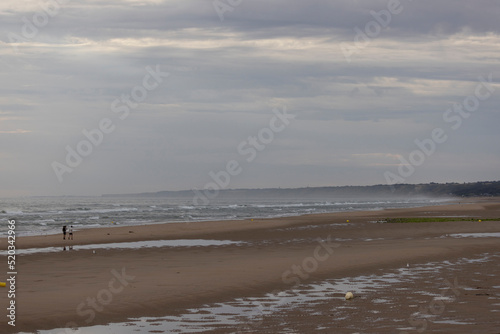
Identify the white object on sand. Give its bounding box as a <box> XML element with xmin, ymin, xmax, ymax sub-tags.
<box><xmin>345</xmin><ymin>292</ymin><xmax>354</xmax><ymax>300</ymax></box>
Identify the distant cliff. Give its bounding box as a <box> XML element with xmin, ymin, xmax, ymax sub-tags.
<box><xmin>103</xmin><ymin>181</ymin><xmax>500</xmax><ymax>198</ymax></box>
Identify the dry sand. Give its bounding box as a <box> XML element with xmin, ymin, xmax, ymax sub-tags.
<box><xmin>1</xmin><ymin>198</ymin><xmax>500</xmax><ymax>333</ymax></box>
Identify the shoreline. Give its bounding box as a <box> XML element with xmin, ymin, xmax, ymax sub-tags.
<box><xmin>2</xmin><ymin>198</ymin><xmax>500</xmax><ymax>333</ymax></box>
<box><xmin>10</xmin><ymin>197</ymin><xmax>495</xmax><ymax>250</ymax></box>
<box><xmin>1</xmin><ymin>196</ymin><xmax>459</xmax><ymax>239</ymax></box>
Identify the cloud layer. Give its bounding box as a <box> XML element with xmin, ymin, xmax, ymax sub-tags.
<box><xmin>1</xmin><ymin>0</ymin><xmax>499</xmax><ymax>196</ymax></box>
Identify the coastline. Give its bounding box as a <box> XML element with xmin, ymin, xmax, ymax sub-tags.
<box><xmin>2</xmin><ymin>198</ymin><xmax>500</xmax><ymax>333</ymax></box>
<box><xmin>0</xmin><ymin>196</ymin><xmax>456</xmax><ymax>238</ymax></box>
<box><xmin>11</xmin><ymin>197</ymin><xmax>493</xmax><ymax>250</ymax></box>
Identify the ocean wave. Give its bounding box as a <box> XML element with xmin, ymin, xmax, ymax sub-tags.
<box><xmin>71</xmin><ymin>223</ymin><xmax>102</xmax><ymax>228</ymax></box>
<box><xmin>1</xmin><ymin>210</ymin><xmax>24</xmax><ymax>214</ymax></box>
<box><xmin>179</xmin><ymin>206</ymin><xmax>196</xmax><ymax>210</ymax></box>
<box><xmin>35</xmin><ymin>219</ymin><xmax>56</xmax><ymax>223</ymax></box>
<box><xmin>250</xmin><ymin>202</ymin><xmax>338</xmax><ymax>208</ymax></box>
<box><xmin>63</xmin><ymin>207</ymin><xmax>139</xmax><ymax>214</ymax></box>
<box><xmin>251</xmin><ymin>203</ymin><xmax>305</xmax><ymax>208</ymax></box>
<box><xmin>0</xmin><ymin>197</ymin><xmax>453</xmax><ymax>237</ymax></box>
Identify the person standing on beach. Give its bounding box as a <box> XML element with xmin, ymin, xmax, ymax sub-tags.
<box><xmin>68</xmin><ymin>225</ymin><xmax>74</xmax><ymax>240</ymax></box>
<box><xmin>62</xmin><ymin>225</ymin><xmax>67</xmax><ymax>240</ymax></box>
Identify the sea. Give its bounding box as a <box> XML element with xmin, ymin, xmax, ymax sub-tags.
<box><xmin>0</xmin><ymin>195</ymin><xmax>453</xmax><ymax>237</ymax></box>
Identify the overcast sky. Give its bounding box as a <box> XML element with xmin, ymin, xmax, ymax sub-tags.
<box><xmin>1</xmin><ymin>0</ymin><xmax>499</xmax><ymax>197</ymax></box>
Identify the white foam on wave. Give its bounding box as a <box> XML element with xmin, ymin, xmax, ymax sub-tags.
<box><xmin>179</xmin><ymin>206</ymin><xmax>196</xmax><ymax>210</ymax></box>
<box><xmin>72</xmin><ymin>207</ymin><xmax>139</xmax><ymax>214</ymax></box>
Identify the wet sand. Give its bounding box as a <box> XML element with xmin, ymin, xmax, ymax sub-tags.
<box><xmin>2</xmin><ymin>198</ymin><xmax>500</xmax><ymax>333</ymax></box>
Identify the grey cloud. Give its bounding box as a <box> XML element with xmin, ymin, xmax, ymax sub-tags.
<box><xmin>1</xmin><ymin>0</ymin><xmax>499</xmax><ymax>196</ymax></box>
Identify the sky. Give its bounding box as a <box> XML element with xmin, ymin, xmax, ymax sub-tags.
<box><xmin>1</xmin><ymin>0</ymin><xmax>499</xmax><ymax>197</ymax></box>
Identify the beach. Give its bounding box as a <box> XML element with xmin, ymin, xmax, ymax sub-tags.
<box><xmin>2</xmin><ymin>198</ymin><xmax>500</xmax><ymax>333</ymax></box>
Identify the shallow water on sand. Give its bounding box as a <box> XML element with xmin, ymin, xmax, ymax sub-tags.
<box><xmin>22</xmin><ymin>253</ymin><xmax>500</xmax><ymax>334</ymax></box>
<box><xmin>448</xmin><ymin>232</ymin><xmax>500</xmax><ymax>238</ymax></box>
<box><xmin>1</xmin><ymin>239</ymin><xmax>242</xmax><ymax>256</ymax></box>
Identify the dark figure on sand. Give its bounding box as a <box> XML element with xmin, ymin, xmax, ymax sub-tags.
<box><xmin>62</xmin><ymin>225</ymin><xmax>67</xmax><ymax>240</ymax></box>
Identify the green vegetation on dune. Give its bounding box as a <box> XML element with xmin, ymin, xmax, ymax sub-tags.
<box><xmin>384</xmin><ymin>217</ymin><xmax>500</xmax><ymax>224</ymax></box>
